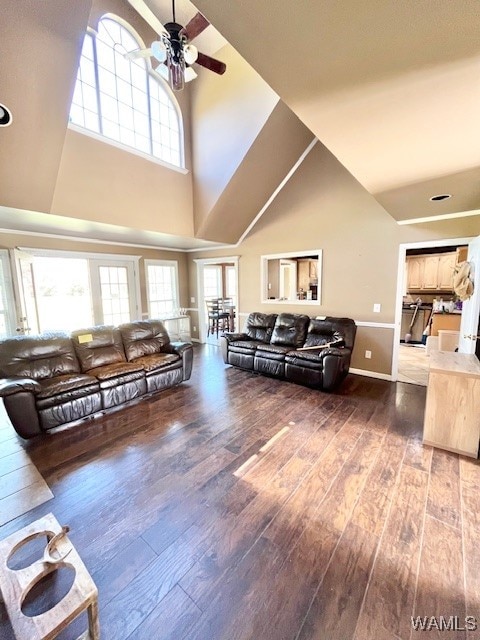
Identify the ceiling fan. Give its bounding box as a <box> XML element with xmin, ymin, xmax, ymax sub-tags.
<box><xmin>126</xmin><ymin>0</ymin><xmax>226</xmax><ymax>91</ymax></box>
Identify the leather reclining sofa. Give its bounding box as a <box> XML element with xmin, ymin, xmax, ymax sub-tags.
<box><xmin>221</xmin><ymin>312</ymin><xmax>356</xmax><ymax>391</ymax></box>
<box><xmin>0</xmin><ymin>320</ymin><xmax>193</xmax><ymax>439</ymax></box>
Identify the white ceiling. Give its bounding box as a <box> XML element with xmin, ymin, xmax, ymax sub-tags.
<box><xmin>185</xmin><ymin>0</ymin><xmax>480</xmax><ymax>222</ymax></box>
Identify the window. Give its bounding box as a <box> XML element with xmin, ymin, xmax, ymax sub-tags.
<box><xmin>203</xmin><ymin>265</ymin><xmax>222</xmax><ymax>299</ymax></box>
<box><xmin>225</xmin><ymin>265</ymin><xmax>236</xmax><ymax>300</ymax></box>
<box><xmin>145</xmin><ymin>260</ymin><xmax>179</xmax><ymax>318</ymax></box>
<box><xmin>70</xmin><ymin>16</ymin><xmax>183</xmax><ymax>168</ymax></box>
<box><xmin>11</xmin><ymin>250</ymin><xmax>139</xmax><ymax>334</ymax></box>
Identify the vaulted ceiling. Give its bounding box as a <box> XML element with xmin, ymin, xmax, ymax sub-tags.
<box><xmin>1</xmin><ymin>0</ymin><xmax>478</xmax><ymax>250</ymax></box>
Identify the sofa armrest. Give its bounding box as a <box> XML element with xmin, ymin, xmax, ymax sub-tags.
<box><xmin>0</xmin><ymin>377</ymin><xmax>41</xmax><ymax>397</ymax></box>
<box><xmin>322</xmin><ymin>348</ymin><xmax>352</xmax><ymax>391</ymax></box>
<box><xmin>169</xmin><ymin>341</ymin><xmax>193</xmax><ymax>381</ymax></box>
<box><xmin>0</xmin><ymin>377</ymin><xmax>42</xmax><ymax>439</ymax></box>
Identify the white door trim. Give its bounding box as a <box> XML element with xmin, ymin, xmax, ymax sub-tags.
<box><xmin>392</xmin><ymin>236</ymin><xmax>474</xmax><ymax>380</ymax></box>
<box><xmin>194</xmin><ymin>256</ymin><xmax>240</xmax><ymax>343</ymax></box>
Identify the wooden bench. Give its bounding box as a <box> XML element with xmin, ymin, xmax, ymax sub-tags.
<box><xmin>0</xmin><ymin>513</ymin><xmax>99</xmax><ymax>640</ymax></box>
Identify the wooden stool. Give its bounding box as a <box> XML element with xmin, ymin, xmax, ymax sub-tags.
<box><xmin>0</xmin><ymin>513</ymin><xmax>99</xmax><ymax>640</ymax></box>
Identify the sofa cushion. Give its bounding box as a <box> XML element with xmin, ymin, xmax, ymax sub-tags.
<box><xmin>87</xmin><ymin>362</ymin><xmax>144</xmax><ymax>382</ymax></box>
<box><xmin>119</xmin><ymin>320</ymin><xmax>170</xmax><ymax>361</ymax></box>
<box><xmin>270</xmin><ymin>313</ymin><xmax>310</xmax><ymax>348</ymax></box>
<box><xmin>72</xmin><ymin>326</ymin><xmax>126</xmax><ymax>372</ymax></box>
<box><xmin>36</xmin><ymin>378</ymin><xmax>100</xmax><ymax>410</ymax></box>
<box><xmin>37</xmin><ymin>373</ymin><xmax>99</xmax><ymax>399</ymax></box>
<box><xmin>256</xmin><ymin>343</ymin><xmax>292</xmax><ymax>359</ymax></box>
<box><xmin>244</xmin><ymin>313</ymin><xmax>278</xmax><ymax>342</ymax></box>
<box><xmin>131</xmin><ymin>353</ymin><xmax>180</xmax><ymax>373</ymax></box>
<box><xmin>229</xmin><ymin>340</ymin><xmax>265</xmax><ymax>356</ymax></box>
<box><xmin>0</xmin><ymin>334</ymin><xmax>80</xmax><ymax>380</ymax></box>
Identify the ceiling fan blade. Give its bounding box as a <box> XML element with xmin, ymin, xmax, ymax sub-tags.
<box><xmin>180</xmin><ymin>12</ymin><xmax>209</xmax><ymax>41</ymax></box>
<box><xmin>126</xmin><ymin>0</ymin><xmax>168</xmax><ymax>36</ymax></box>
<box><xmin>125</xmin><ymin>48</ymin><xmax>152</xmax><ymax>60</ymax></box>
<box><xmin>195</xmin><ymin>51</ymin><xmax>226</xmax><ymax>75</ymax></box>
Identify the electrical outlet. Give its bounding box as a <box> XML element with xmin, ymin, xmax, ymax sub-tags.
<box><xmin>190</xmin><ymin>297</ymin><xmax>195</xmax><ymax>304</ymax></box>
<box><xmin>193</xmin><ymin>326</ymin><xmax>197</xmax><ymax>332</ymax></box>
<box><xmin>365</xmin><ymin>350</ymin><xmax>372</xmax><ymax>359</ymax></box>
<box><xmin>373</xmin><ymin>303</ymin><xmax>381</xmax><ymax>313</ymax></box>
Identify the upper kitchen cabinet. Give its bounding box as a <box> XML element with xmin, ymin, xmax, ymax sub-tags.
<box><xmin>406</xmin><ymin>252</ymin><xmax>457</xmax><ymax>292</ymax></box>
<box><xmin>407</xmin><ymin>257</ymin><xmax>424</xmax><ymax>290</ymax></box>
<box><xmin>438</xmin><ymin>253</ymin><xmax>457</xmax><ymax>289</ymax></box>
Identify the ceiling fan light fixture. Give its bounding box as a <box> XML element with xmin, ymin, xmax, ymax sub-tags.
<box><xmin>184</xmin><ymin>44</ymin><xmax>198</xmax><ymax>65</ymax></box>
<box><xmin>168</xmin><ymin>52</ymin><xmax>185</xmax><ymax>91</ymax></box>
<box><xmin>151</xmin><ymin>40</ymin><xmax>167</xmax><ymax>63</ymax></box>
<box><xmin>184</xmin><ymin>66</ymin><xmax>198</xmax><ymax>82</ymax></box>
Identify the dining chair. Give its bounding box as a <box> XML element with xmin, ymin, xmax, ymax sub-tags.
<box><xmin>205</xmin><ymin>299</ymin><xmax>230</xmax><ymax>337</ymax></box>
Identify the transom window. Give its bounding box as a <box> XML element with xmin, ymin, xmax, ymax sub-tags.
<box><xmin>70</xmin><ymin>16</ymin><xmax>183</xmax><ymax>168</ymax></box>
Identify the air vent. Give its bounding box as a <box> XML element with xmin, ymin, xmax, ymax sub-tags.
<box><xmin>429</xmin><ymin>194</ymin><xmax>451</xmax><ymax>202</ymax></box>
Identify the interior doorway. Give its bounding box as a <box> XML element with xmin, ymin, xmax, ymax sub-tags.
<box><xmin>393</xmin><ymin>236</ymin><xmax>473</xmax><ymax>385</ymax></box>
<box><xmin>195</xmin><ymin>256</ymin><xmax>239</xmax><ymax>346</ymax></box>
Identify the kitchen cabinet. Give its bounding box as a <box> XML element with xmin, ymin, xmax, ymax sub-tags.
<box><xmin>422</xmin><ymin>255</ymin><xmax>440</xmax><ymax>289</ymax></box>
<box><xmin>423</xmin><ymin>352</ymin><xmax>480</xmax><ymax>458</ymax></box>
<box><xmin>438</xmin><ymin>253</ymin><xmax>456</xmax><ymax>289</ymax></box>
<box><xmin>456</xmin><ymin>245</ymin><xmax>468</xmax><ymax>263</ymax></box>
<box><xmin>406</xmin><ymin>257</ymin><xmax>424</xmax><ymax>289</ymax></box>
<box><xmin>406</xmin><ymin>252</ymin><xmax>456</xmax><ymax>292</ymax></box>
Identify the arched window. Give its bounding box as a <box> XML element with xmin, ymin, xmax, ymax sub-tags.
<box><xmin>69</xmin><ymin>15</ymin><xmax>184</xmax><ymax>168</ymax></box>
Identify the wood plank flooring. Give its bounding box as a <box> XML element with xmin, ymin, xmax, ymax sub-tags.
<box><xmin>0</xmin><ymin>403</ymin><xmax>53</xmax><ymax>527</ymax></box>
<box><xmin>0</xmin><ymin>344</ymin><xmax>480</xmax><ymax>639</ymax></box>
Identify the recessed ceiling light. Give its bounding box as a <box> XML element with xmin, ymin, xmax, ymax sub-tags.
<box><xmin>429</xmin><ymin>194</ymin><xmax>452</xmax><ymax>202</ymax></box>
<box><xmin>0</xmin><ymin>103</ymin><xmax>12</xmax><ymax>127</ymax></box>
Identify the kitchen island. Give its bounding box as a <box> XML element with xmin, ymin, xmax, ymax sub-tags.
<box><xmin>423</xmin><ymin>351</ymin><xmax>480</xmax><ymax>458</ymax></box>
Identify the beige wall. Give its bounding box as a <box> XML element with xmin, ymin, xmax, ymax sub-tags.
<box><xmin>0</xmin><ymin>0</ymin><xmax>195</xmax><ymax>238</ymax></box>
<box><xmin>51</xmin><ymin>130</ymin><xmax>194</xmax><ymax>237</ymax></box>
<box><xmin>0</xmin><ymin>0</ymin><xmax>93</xmax><ymax>212</ymax></box>
<box><xmin>190</xmin><ymin>44</ymin><xmax>279</xmax><ymax>234</ymax></box>
<box><xmin>188</xmin><ymin>141</ymin><xmax>480</xmax><ymax>375</ymax></box>
<box><xmin>0</xmin><ymin>232</ymin><xmax>189</xmax><ymax>318</ymax></box>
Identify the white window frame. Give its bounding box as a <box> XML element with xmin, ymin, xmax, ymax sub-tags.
<box><xmin>0</xmin><ymin>250</ymin><xmax>17</xmax><ymax>336</ymax></box>
<box><xmin>14</xmin><ymin>248</ymin><xmax>141</xmax><ymax>331</ymax></box>
<box><xmin>69</xmin><ymin>15</ymin><xmax>185</xmax><ymax>170</ymax></box>
<box><xmin>145</xmin><ymin>259</ymin><xmax>180</xmax><ymax>319</ymax></box>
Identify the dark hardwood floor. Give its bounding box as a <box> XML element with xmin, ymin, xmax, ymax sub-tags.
<box><xmin>1</xmin><ymin>344</ymin><xmax>479</xmax><ymax>639</ymax></box>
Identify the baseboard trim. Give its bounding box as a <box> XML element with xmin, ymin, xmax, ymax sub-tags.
<box><xmin>350</xmin><ymin>368</ymin><xmax>393</xmax><ymax>382</ymax></box>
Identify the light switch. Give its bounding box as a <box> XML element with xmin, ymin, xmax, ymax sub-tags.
<box><xmin>373</xmin><ymin>303</ymin><xmax>381</xmax><ymax>313</ymax></box>
<box><xmin>365</xmin><ymin>350</ymin><xmax>372</xmax><ymax>359</ymax></box>
<box><xmin>190</xmin><ymin>297</ymin><xmax>195</xmax><ymax>304</ymax></box>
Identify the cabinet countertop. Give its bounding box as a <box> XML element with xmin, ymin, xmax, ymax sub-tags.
<box><xmin>429</xmin><ymin>351</ymin><xmax>480</xmax><ymax>378</ymax></box>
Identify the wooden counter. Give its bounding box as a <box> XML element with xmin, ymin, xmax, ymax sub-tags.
<box><xmin>423</xmin><ymin>352</ymin><xmax>480</xmax><ymax>457</ymax></box>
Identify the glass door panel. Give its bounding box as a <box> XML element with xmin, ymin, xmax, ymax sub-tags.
<box><xmin>12</xmin><ymin>249</ymin><xmax>39</xmax><ymax>335</ymax></box>
<box><xmin>0</xmin><ymin>251</ymin><xmax>17</xmax><ymax>337</ymax></box>
<box><xmin>90</xmin><ymin>260</ymin><xmax>137</xmax><ymax>325</ymax></box>
<box><xmin>32</xmin><ymin>257</ymin><xmax>93</xmax><ymax>331</ymax></box>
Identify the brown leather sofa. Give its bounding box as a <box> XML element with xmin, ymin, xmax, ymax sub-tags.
<box><xmin>221</xmin><ymin>312</ymin><xmax>356</xmax><ymax>391</ymax></box>
<box><xmin>0</xmin><ymin>320</ymin><xmax>193</xmax><ymax>439</ymax></box>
